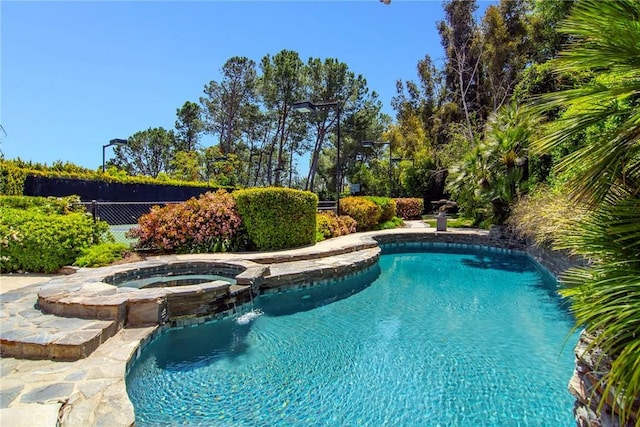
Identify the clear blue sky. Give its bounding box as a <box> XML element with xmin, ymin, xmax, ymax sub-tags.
<box><xmin>1</xmin><ymin>0</ymin><xmax>492</xmax><ymax>171</ymax></box>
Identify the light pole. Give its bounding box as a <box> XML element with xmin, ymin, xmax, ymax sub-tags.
<box><xmin>102</xmin><ymin>138</ymin><xmax>128</xmax><ymax>173</ymax></box>
<box><xmin>292</xmin><ymin>100</ymin><xmax>341</xmax><ymax>212</ymax></box>
<box><xmin>361</xmin><ymin>140</ymin><xmax>392</xmax><ymax>197</ymax></box>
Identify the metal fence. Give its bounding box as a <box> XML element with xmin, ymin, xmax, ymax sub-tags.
<box><xmin>74</xmin><ymin>201</ymin><xmax>182</xmax><ymax>244</ymax></box>
<box><xmin>75</xmin><ymin>201</ymin><xmax>182</xmax><ymax>225</ymax></box>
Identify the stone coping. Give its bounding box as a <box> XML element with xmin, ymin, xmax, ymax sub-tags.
<box><xmin>3</xmin><ymin>226</ymin><xmax>574</xmax><ymax>427</ymax></box>
<box><xmin>31</xmin><ymin>227</ymin><xmax>494</xmax><ymax>329</ymax></box>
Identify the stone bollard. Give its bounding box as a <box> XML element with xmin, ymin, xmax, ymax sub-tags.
<box><xmin>436</xmin><ymin>211</ymin><xmax>447</xmax><ymax>231</ymax></box>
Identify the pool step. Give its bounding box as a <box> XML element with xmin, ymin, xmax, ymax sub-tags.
<box><xmin>262</xmin><ymin>246</ymin><xmax>381</xmax><ymax>290</ymax></box>
<box><xmin>0</xmin><ymin>287</ymin><xmax>118</xmax><ymax>361</ymax></box>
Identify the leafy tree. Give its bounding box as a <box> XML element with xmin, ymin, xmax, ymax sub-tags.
<box><xmin>201</xmin><ymin>56</ymin><xmax>258</xmax><ymax>154</ymax></box>
<box><xmin>336</xmin><ymin>93</ymin><xmax>388</xmax><ymax>196</ymax></box>
<box><xmin>202</xmin><ymin>145</ymin><xmax>241</xmax><ymax>187</ymax></box>
<box><xmin>243</xmin><ymin>109</ymin><xmax>280</xmax><ymax>187</ymax></box>
<box><xmin>170</xmin><ymin>150</ymin><xmax>202</xmax><ymax>182</ymax></box>
<box><xmin>112</xmin><ymin>127</ymin><xmax>176</xmax><ymax>178</ymax></box>
<box><xmin>528</xmin><ymin>0</ymin><xmax>575</xmax><ymax>63</ymax></box>
<box><xmin>481</xmin><ymin>0</ymin><xmax>531</xmax><ymax>112</ymax></box>
<box><xmin>480</xmin><ymin>102</ymin><xmax>538</xmax><ymax>222</ymax></box>
<box><xmin>301</xmin><ymin>58</ymin><xmax>346</xmax><ymax>191</ymax></box>
<box><xmin>448</xmin><ymin>102</ymin><xmax>539</xmax><ymax>224</ymax></box>
<box><xmin>174</xmin><ymin>101</ymin><xmax>203</xmax><ymax>152</ymax></box>
<box><xmin>259</xmin><ymin>49</ymin><xmax>306</xmax><ymax>186</ymax></box>
<box><xmin>438</xmin><ymin>0</ymin><xmax>485</xmax><ymax>142</ymax></box>
<box><xmin>446</xmin><ymin>144</ymin><xmax>487</xmax><ymax>222</ymax></box>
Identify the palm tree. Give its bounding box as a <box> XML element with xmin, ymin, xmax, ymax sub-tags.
<box><xmin>481</xmin><ymin>102</ymin><xmax>538</xmax><ymax>223</ymax></box>
<box><xmin>447</xmin><ymin>102</ymin><xmax>538</xmax><ymax>224</ymax></box>
<box><xmin>530</xmin><ymin>1</ymin><xmax>640</xmax><ymax>424</ymax></box>
<box><xmin>533</xmin><ymin>0</ymin><xmax>640</xmax><ymax>205</ymax></box>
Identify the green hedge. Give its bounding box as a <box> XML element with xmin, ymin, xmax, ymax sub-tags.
<box><xmin>234</xmin><ymin>187</ymin><xmax>317</xmax><ymax>250</ymax></box>
<box><xmin>0</xmin><ymin>159</ymin><xmax>234</xmax><ymax>194</ymax></box>
<box><xmin>0</xmin><ymin>162</ymin><xmax>28</xmax><ymax>195</ymax></box>
<box><xmin>0</xmin><ymin>207</ymin><xmax>111</xmax><ymax>273</ymax></box>
<box><xmin>0</xmin><ymin>195</ymin><xmax>84</xmax><ymax>214</ymax></box>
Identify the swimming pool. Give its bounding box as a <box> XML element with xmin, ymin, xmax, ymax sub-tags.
<box><xmin>126</xmin><ymin>247</ymin><xmax>577</xmax><ymax>426</ymax></box>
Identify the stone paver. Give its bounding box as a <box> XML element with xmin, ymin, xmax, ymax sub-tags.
<box><xmin>0</xmin><ymin>224</ymin><xmax>501</xmax><ymax>426</ymax></box>
<box><xmin>0</xmin><ymin>285</ymin><xmax>118</xmax><ymax>360</ymax></box>
<box><xmin>0</xmin><ymin>403</ymin><xmax>61</xmax><ymax>427</ymax></box>
<box><xmin>0</xmin><ymin>275</ymin><xmax>54</xmax><ymax>294</ymax></box>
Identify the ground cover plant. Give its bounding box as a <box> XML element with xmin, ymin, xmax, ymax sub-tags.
<box><xmin>373</xmin><ymin>216</ymin><xmax>404</xmax><ymax>230</ymax></box>
<box><xmin>73</xmin><ymin>242</ymin><xmax>130</xmax><ymax>267</ymax></box>
<box><xmin>423</xmin><ymin>215</ymin><xmax>473</xmax><ymax>229</ymax></box>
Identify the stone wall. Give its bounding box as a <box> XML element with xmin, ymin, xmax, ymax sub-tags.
<box><xmin>570</xmin><ymin>332</ymin><xmax>638</xmax><ymax>427</ymax></box>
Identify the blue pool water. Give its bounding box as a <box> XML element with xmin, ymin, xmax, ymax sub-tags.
<box><xmin>127</xmin><ymin>248</ymin><xmax>578</xmax><ymax>426</ymax></box>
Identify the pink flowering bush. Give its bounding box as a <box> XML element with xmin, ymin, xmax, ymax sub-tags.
<box><xmin>127</xmin><ymin>190</ymin><xmax>244</xmax><ymax>253</ymax></box>
<box><xmin>394</xmin><ymin>198</ymin><xmax>424</xmax><ymax>220</ymax></box>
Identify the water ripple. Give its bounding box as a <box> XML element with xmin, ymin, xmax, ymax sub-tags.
<box><xmin>127</xmin><ymin>249</ymin><xmax>578</xmax><ymax>426</ymax></box>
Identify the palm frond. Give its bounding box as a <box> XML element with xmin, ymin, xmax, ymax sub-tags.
<box><xmin>529</xmin><ymin>0</ymin><xmax>640</xmax><ymax>206</ymax></box>
<box><xmin>555</xmin><ymin>0</ymin><xmax>640</xmax><ymax>72</ymax></box>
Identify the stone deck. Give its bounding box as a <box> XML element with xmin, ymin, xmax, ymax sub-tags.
<box><xmin>2</xmin><ymin>223</ymin><xmax>523</xmax><ymax>426</ymax></box>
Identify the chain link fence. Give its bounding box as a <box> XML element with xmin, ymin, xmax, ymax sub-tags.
<box><xmin>74</xmin><ymin>201</ymin><xmax>182</xmax><ymax>245</ymax></box>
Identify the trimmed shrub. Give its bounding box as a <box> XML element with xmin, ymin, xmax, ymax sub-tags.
<box><xmin>234</xmin><ymin>187</ymin><xmax>317</xmax><ymax>250</ymax></box>
<box><xmin>74</xmin><ymin>242</ymin><xmax>130</xmax><ymax>267</ymax></box>
<box><xmin>339</xmin><ymin>196</ymin><xmax>382</xmax><ymax>231</ymax></box>
<box><xmin>0</xmin><ymin>158</ymin><xmax>234</xmax><ymax>191</ymax></box>
<box><xmin>394</xmin><ymin>198</ymin><xmax>424</xmax><ymax>220</ymax></box>
<box><xmin>316</xmin><ymin>211</ymin><xmax>358</xmax><ymax>241</ymax></box>
<box><xmin>127</xmin><ymin>190</ymin><xmax>243</xmax><ymax>253</ymax></box>
<box><xmin>363</xmin><ymin>196</ymin><xmax>396</xmax><ymax>222</ymax></box>
<box><xmin>0</xmin><ymin>195</ymin><xmax>83</xmax><ymax>214</ymax></box>
<box><xmin>0</xmin><ymin>161</ymin><xmax>28</xmax><ymax>195</ymax></box>
<box><xmin>0</xmin><ymin>208</ymin><xmax>110</xmax><ymax>273</ymax></box>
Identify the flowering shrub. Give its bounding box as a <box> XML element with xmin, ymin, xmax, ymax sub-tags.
<box><xmin>316</xmin><ymin>211</ymin><xmax>358</xmax><ymax>241</ymax></box>
<box><xmin>394</xmin><ymin>198</ymin><xmax>424</xmax><ymax>220</ymax></box>
<box><xmin>127</xmin><ymin>190</ymin><xmax>243</xmax><ymax>253</ymax></box>
<box><xmin>339</xmin><ymin>197</ymin><xmax>382</xmax><ymax>231</ymax></box>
